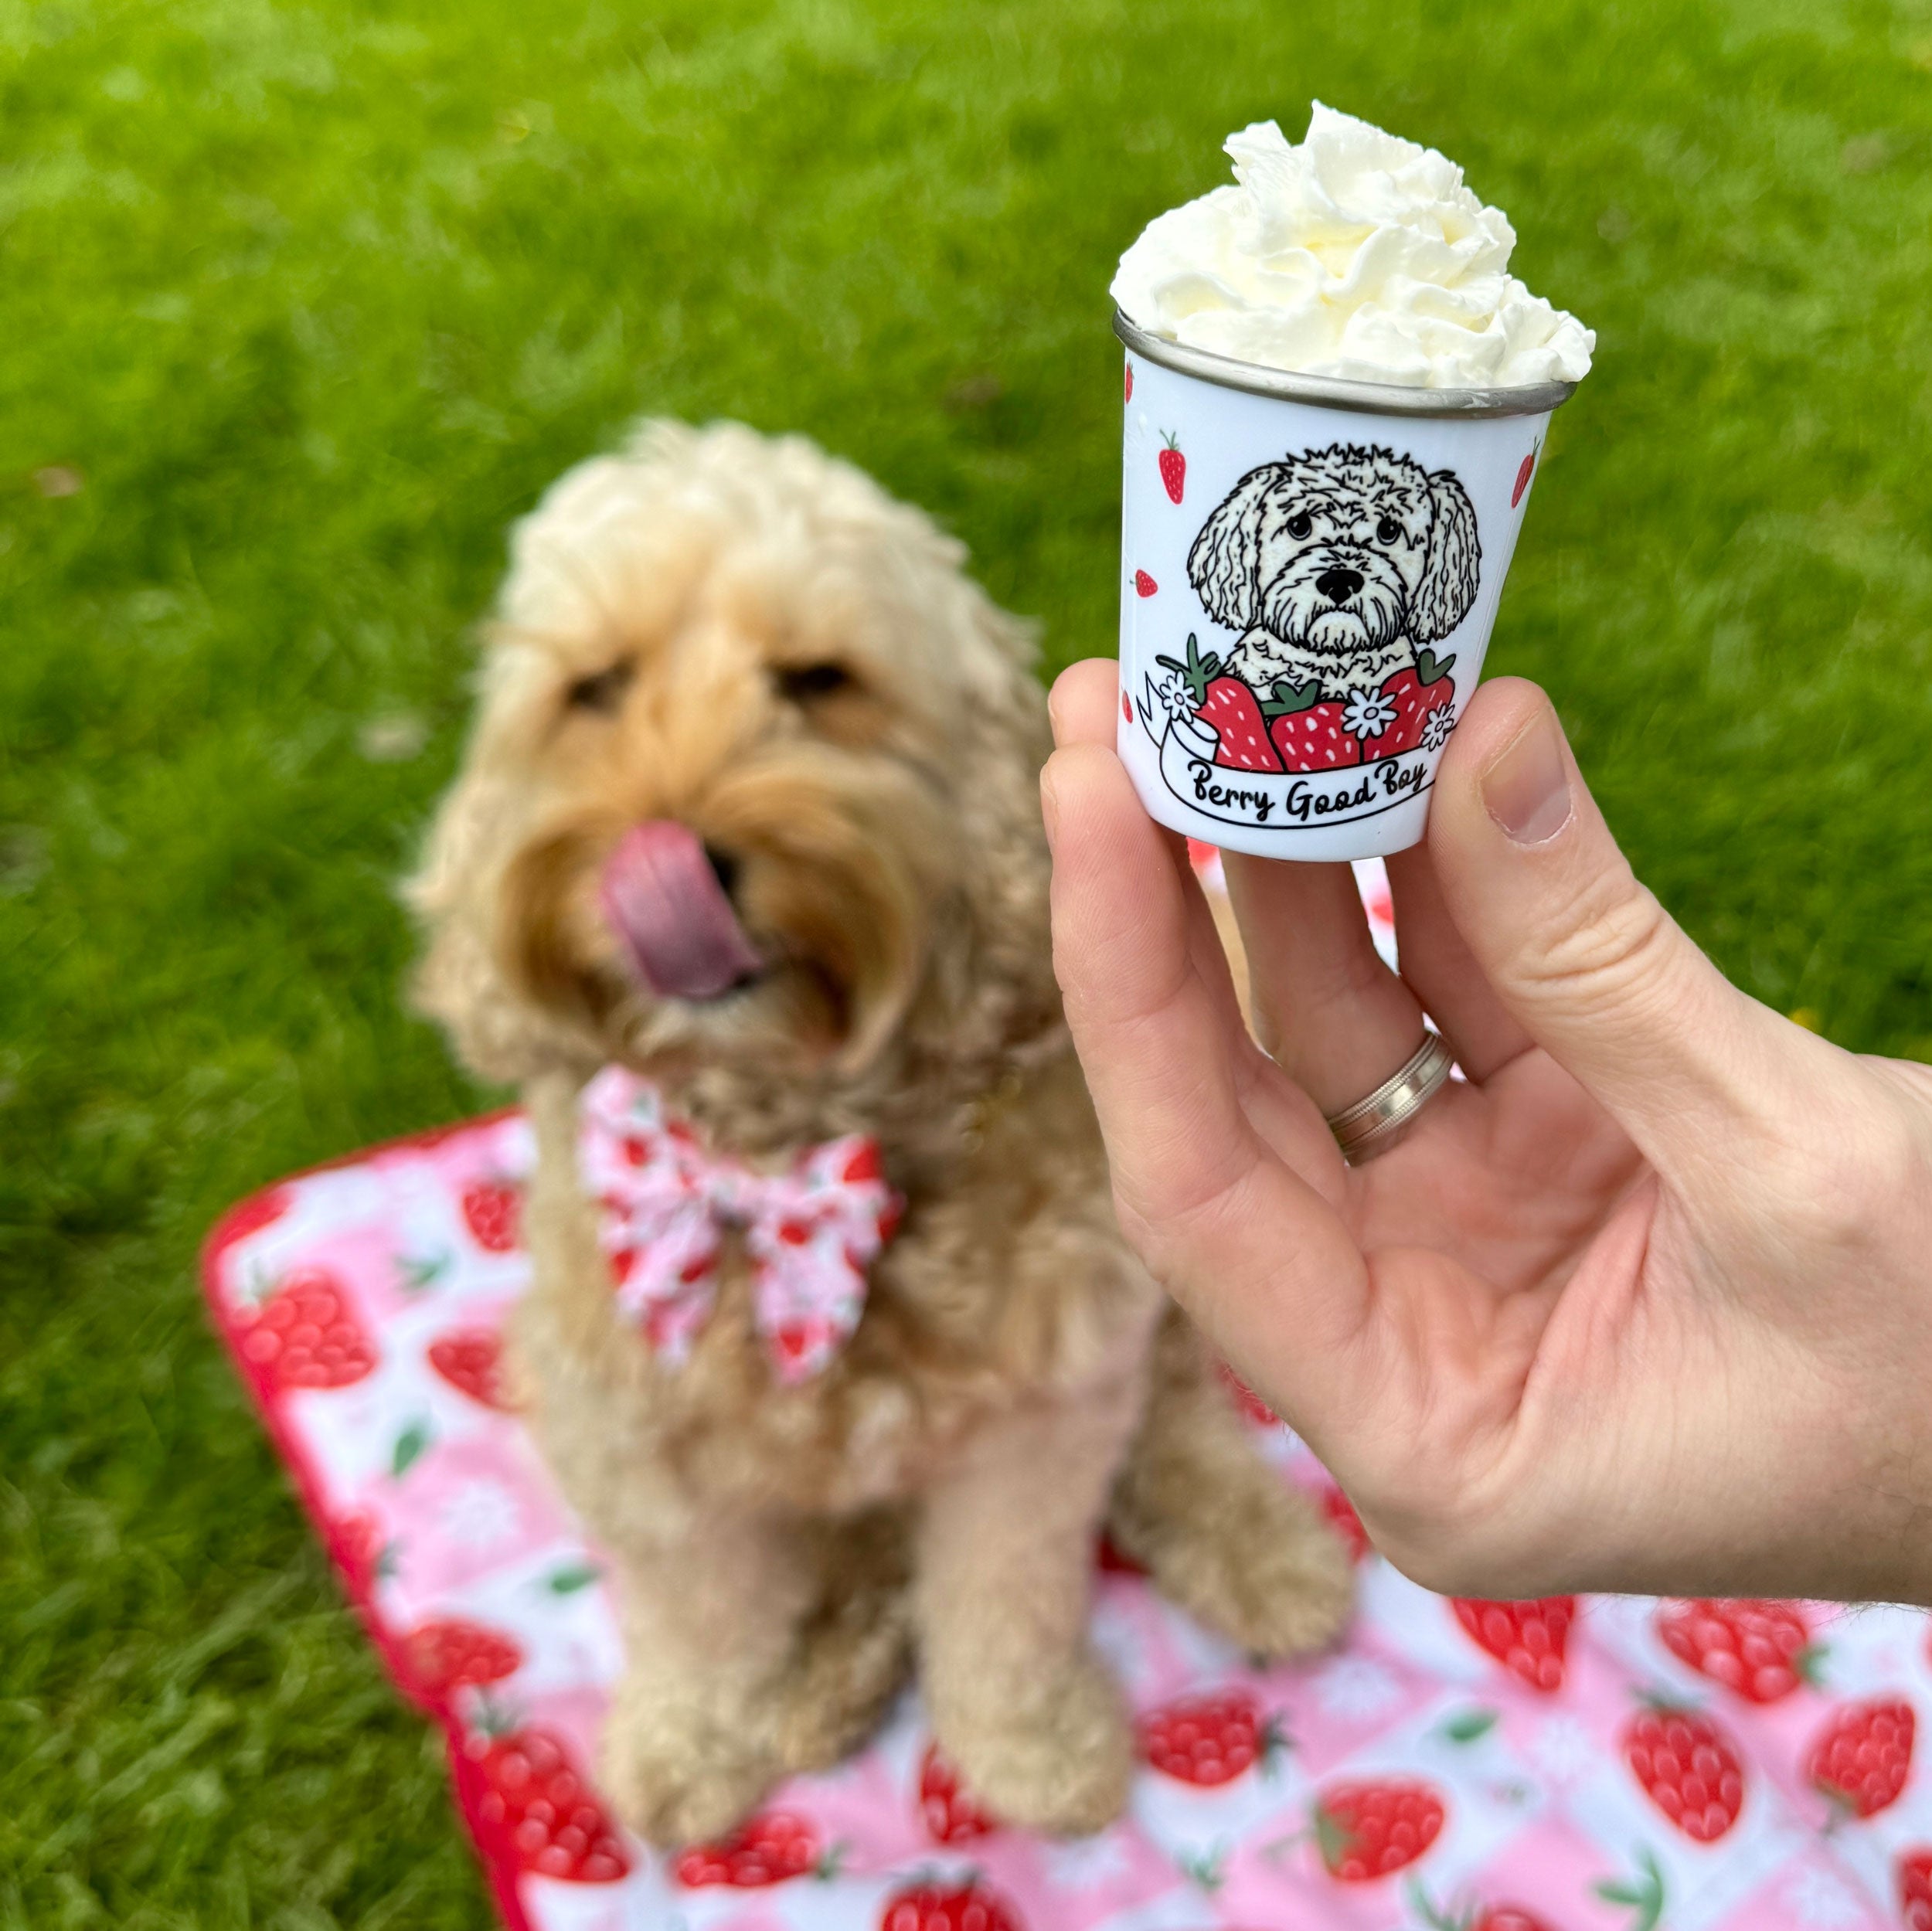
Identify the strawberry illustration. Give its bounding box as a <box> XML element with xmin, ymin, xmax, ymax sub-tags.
<box><xmin>1621</xmin><ymin>1702</ymin><xmax>1745</xmax><ymax>1841</ymax></box>
<box><xmin>1321</xmin><ymin>1485</ymin><xmax>1373</xmax><ymax>1563</ymax></box>
<box><xmin>1808</xmin><ymin>1697</ymin><xmax>1915</xmax><ymax>1817</ymax></box>
<box><xmin>400</xmin><ymin>1617</ymin><xmax>522</xmax><ymax>1702</ymax></box>
<box><xmin>1656</xmin><ymin>1599</ymin><xmax>1817</xmax><ymax>1703</ymax></box>
<box><xmin>461</xmin><ymin>1718</ymin><xmax>629</xmax><ymax>1882</ymax></box>
<box><xmin>1451</xmin><ymin>1596</ymin><xmax>1575</xmax><ymax>1693</ymax></box>
<box><xmin>1512</xmin><ymin>450</ymin><xmax>1536</xmax><ymax>508</ymax></box>
<box><xmin>1359</xmin><ymin>651</ymin><xmax>1456</xmax><ymax>761</ymax></box>
<box><xmin>332</xmin><ymin>1507</ymin><xmax>393</xmax><ymax>1593</ymax></box>
<box><xmin>1312</xmin><ymin>1777</ymin><xmax>1445</xmax><ymax>1881</ymax></box>
<box><xmin>1158</xmin><ymin>431</ymin><xmax>1185</xmax><ymax>503</ymax></box>
<box><xmin>1217</xmin><ymin>1359</ymin><xmax>1277</xmax><ymax>1425</ymax></box>
<box><xmin>428</xmin><ymin>1328</ymin><xmax>512</xmax><ymax>1410</ymax></box>
<box><xmin>879</xmin><ymin>1878</ymin><xmax>1024</xmax><ymax>1931</ymax></box>
<box><xmin>1413</xmin><ymin>1889</ymin><xmax>1560</xmax><ymax>1931</ymax></box>
<box><xmin>1124</xmin><ymin>359</ymin><xmax>1134</xmax><ymax>403</ymax></box>
<box><xmin>1898</xmin><ymin>1847</ymin><xmax>1932</xmax><ymax>1930</ymax></box>
<box><xmin>675</xmin><ymin>1809</ymin><xmax>833</xmax><ymax>1885</ymax></box>
<box><xmin>1122</xmin><ymin>692</ymin><xmax>1133</xmax><ymax>724</ymax></box>
<box><xmin>234</xmin><ymin>1266</ymin><xmax>377</xmax><ymax>1392</ymax></box>
<box><xmin>1138</xmin><ymin>1687</ymin><xmax>1283</xmax><ymax>1786</ymax></box>
<box><xmin>1134</xmin><ymin>569</ymin><xmax>1158</xmax><ymax>597</ymax></box>
<box><xmin>918</xmin><ymin>1742</ymin><xmax>996</xmax><ymax>1841</ymax></box>
<box><xmin>1263</xmin><ymin>678</ymin><xmax>1359</xmax><ymax>772</ymax></box>
<box><xmin>461</xmin><ymin>1178</ymin><xmax>522</xmax><ymax>1253</ymax></box>
<box><xmin>1155</xmin><ymin>634</ymin><xmax>1281</xmax><ymax>772</ymax></box>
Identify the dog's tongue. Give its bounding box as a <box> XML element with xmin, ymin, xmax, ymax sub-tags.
<box><xmin>599</xmin><ymin>821</ymin><xmax>763</xmax><ymax>1001</ymax></box>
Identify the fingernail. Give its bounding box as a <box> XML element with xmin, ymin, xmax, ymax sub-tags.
<box><xmin>1481</xmin><ymin>708</ymin><xmax>1572</xmax><ymax>845</ymax></box>
<box><xmin>1039</xmin><ymin>770</ymin><xmax>1061</xmax><ymax>853</ymax></box>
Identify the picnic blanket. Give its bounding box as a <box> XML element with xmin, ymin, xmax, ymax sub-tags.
<box><xmin>201</xmin><ymin>862</ymin><xmax>1932</xmax><ymax>1931</ymax></box>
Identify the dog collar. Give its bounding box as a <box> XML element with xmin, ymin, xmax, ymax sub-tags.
<box><xmin>577</xmin><ymin>1067</ymin><xmax>901</xmax><ymax>1384</ymax></box>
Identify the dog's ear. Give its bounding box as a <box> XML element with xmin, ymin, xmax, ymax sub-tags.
<box><xmin>1186</xmin><ymin>464</ymin><xmax>1289</xmax><ymax>632</ymax></box>
<box><xmin>1411</xmin><ymin>468</ymin><xmax>1482</xmax><ymax>644</ymax></box>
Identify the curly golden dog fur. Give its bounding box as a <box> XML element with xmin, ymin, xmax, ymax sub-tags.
<box><xmin>410</xmin><ymin>420</ymin><xmax>1351</xmax><ymax>1847</ymax></box>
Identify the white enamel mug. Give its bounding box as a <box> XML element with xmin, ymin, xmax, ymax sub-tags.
<box><xmin>1116</xmin><ymin>309</ymin><xmax>1580</xmax><ymax>861</ymax></box>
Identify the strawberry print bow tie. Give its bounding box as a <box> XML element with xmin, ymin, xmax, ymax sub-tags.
<box><xmin>577</xmin><ymin>1066</ymin><xmax>900</xmax><ymax>1384</ymax></box>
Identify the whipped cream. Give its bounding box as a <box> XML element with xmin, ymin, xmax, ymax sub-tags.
<box><xmin>1111</xmin><ymin>105</ymin><xmax>1594</xmax><ymax>390</ymax></box>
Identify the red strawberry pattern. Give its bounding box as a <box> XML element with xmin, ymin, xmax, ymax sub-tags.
<box><xmin>880</xmin><ymin>1879</ymin><xmax>1023</xmax><ymax>1931</ymax></box>
<box><xmin>1415</xmin><ymin>1895</ymin><xmax>1557</xmax><ymax>1931</ymax></box>
<box><xmin>461</xmin><ymin>1178</ymin><xmax>522</xmax><ymax>1253</ymax></box>
<box><xmin>331</xmin><ymin>1507</ymin><xmax>390</xmax><ymax>1593</ymax></box>
<box><xmin>1358</xmin><ymin>651</ymin><xmax>1458</xmax><ymax>761</ymax></box>
<box><xmin>918</xmin><ymin>1742</ymin><xmax>996</xmax><ymax>1841</ymax></box>
<box><xmin>1158</xmin><ymin>431</ymin><xmax>1185</xmax><ymax>503</ymax></box>
<box><xmin>235</xmin><ymin>1266</ymin><xmax>377</xmax><ymax>1392</ymax></box>
<box><xmin>205</xmin><ymin>1104</ymin><xmax>1932</xmax><ymax>1931</ymax></box>
<box><xmin>1124</xmin><ymin>359</ymin><xmax>1133</xmax><ymax>403</ymax></box>
<box><xmin>1512</xmin><ymin>450</ymin><xmax>1536</xmax><ymax>508</ymax></box>
<box><xmin>1657</xmin><ymin>1599</ymin><xmax>1815</xmax><ymax>1703</ymax></box>
<box><xmin>428</xmin><ymin>1328</ymin><xmax>512</xmax><ymax>1410</ymax></box>
<box><xmin>1314</xmin><ymin>1777</ymin><xmax>1446</xmax><ymax>1881</ymax></box>
<box><xmin>1808</xmin><ymin>1697</ymin><xmax>1914</xmax><ymax>1817</ymax></box>
<box><xmin>1267</xmin><ymin>695</ymin><xmax>1357</xmax><ymax>770</ymax></box>
<box><xmin>1622</xmin><ymin>1703</ymin><xmax>1746</xmax><ymax>1841</ymax></box>
<box><xmin>1134</xmin><ymin>569</ymin><xmax>1158</xmax><ymax>597</ymax></box>
<box><xmin>675</xmin><ymin>1809</ymin><xmax>829</xmax><ymax>1885</ymax></box>
<box><xmin>1156</xmin><ymin>634</ymin><xmax>1281</xmax><ymax>772</ymax></box>
<box><xmin>1453</xmin><ymin>1596</ymin><xmax>1575</xmax><ymax>1693</ymax></box>
<box><xmin>400</xmin><ymin>1617</ymin><xmax>522</xmax><ymax>1700</ymax></box>
<box><xmin>1139</xmin><ymin>1688</ymin><xmax>1280</xmax><ymax>1786</ymax></box>
<box><xmin>1899</xmin><ymin>1847</ymin><xmax>1932</xmax><ymax>1930</ymax></box>
<box><xmin>463</xmin><ymin>1722</ymin><xmax>629</xmax><ymax>1882</ymax></box>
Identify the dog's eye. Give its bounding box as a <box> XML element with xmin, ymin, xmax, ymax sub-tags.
<box><xmin>1376</xmin><ymin>517</ymin><xmax>1403</xmax><ymax>545</ymax></box>
<box><xmin>1286</xmin><ymin>512</ymin><xmax>1313</xmax><ymax>541</ymax></box>
<box><xmin>776</xmin><ymin>662</ymin><xmax>855</xmax><ymax>703</ymax></box>
<box><xmin>564</xmin><ymin>660</ymin><xmax>635</xmax><ymax>713</ymax></box>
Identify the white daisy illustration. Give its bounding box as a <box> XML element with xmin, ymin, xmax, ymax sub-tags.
<box><xmin>1044</xmin><ymin>1832</ymin><xmax>1134</xmax><ymax>1890</ymax></box>
<box><xmin>1342</xmin><ymin>688</ymin><xmax>1400</xmax><ymax>739</ymax></box>
<box><xmin>1153</xmin><ymin>670</ymin><xmax>1196</xmax><ymax>723</ymax></box>
<box><xmin>1527</xmin><ymin>1712</ymin><xmax>1597</xmax><ymax>1789</ymax></box>
<box><xmin>438</xmin><ymin>1477</ymin><xmax>522</xmax><ymax>1551</ymax></box>
<box><xmin>1420</xmin><ymin>703</ymin><xmax>1457</xmax><ymax>752</ymax></box>
<box><xmin>1312</xmin><ymin>1654</ymin><xmax>1403</xmax><ymax>1718</ymax></box>
<box><xmin>1781</xmin><ymin>1865</ymin><xmax>1867</xmax><ymax>1929</ymax></box>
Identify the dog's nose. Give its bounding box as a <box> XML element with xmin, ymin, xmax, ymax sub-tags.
<box><xmin>1315</xmin><ymin>566</ymin><xmax>1364</xmax><ymax>605</ymax></box>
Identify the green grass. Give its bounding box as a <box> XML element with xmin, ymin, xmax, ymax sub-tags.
<box><xmin>3</xmin><ymin>0</ymin><xmax>1930</xmax><ymax>1921</ymax></box>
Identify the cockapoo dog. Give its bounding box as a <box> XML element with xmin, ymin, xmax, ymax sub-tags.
<box><xmin>1189</xmin><ymin>442</ymin><xmax>1480</xmax><ymax>699</ymax></box>
<box><xmin>410</xmin><ymin>420</ymin><xmax>1351</xmax><ymax>1848</ymax></box>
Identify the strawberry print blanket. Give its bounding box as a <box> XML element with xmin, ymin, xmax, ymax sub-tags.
<box><xmin>203</xmin><ymin>865</ymin><xmax>1932</xmax><ymax>1931</ymax></box>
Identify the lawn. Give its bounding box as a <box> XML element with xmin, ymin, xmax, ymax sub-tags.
<box><xmin>2</xmin><ymin>0</ymin><xmax>1930</xmax><ymax>1922</ymax></box>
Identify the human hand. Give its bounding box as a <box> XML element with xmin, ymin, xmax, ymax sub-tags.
<box><xmin>1043</xmin><ymin>658</ymin><xmax>1932</xmax><ymax>1604</ymax></box>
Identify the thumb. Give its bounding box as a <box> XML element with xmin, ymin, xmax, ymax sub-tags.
<box><xmin>1428</xmin><ymin>678</ymin><xmax>1794</xmax><ymax>1167</ymax></box>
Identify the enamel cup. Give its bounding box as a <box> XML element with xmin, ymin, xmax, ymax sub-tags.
<box><xmin>1116</xmin><ymin>309</ymin><xmax>1580</xmax><ymax>861</ymax></box>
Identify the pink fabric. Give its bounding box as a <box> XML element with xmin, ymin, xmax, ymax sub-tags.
<box><xmin>579</xmin><ymin>1066</ymin><xmax>898</xmax><ymax>1385</ymax></box>
<box><xmin>200</xmin><ymin>870</ymin><xmax>1932</xmax><ymax>1929</ymax></box>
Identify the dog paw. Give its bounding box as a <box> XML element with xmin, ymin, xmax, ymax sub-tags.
<box><xmin>934</xmin><ymin>1647</ymin><xmax>1132</xmax><ymax>1838</ymax></box>
<box><xmin>1144</xmin><ymin>1488</ymin><xmax>1355</xmax><ymax>1661</ymax></box>
<box><xmin>599</xmin><ymin>1682</ymin><xmax>778</xmax><ymax>1848</ymax></box>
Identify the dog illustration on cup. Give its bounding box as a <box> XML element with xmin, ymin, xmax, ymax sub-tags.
<box><xmin>1149</xmin><ymin>443</ymin><xmax>1481</xmax><ymax>776</ymax></box>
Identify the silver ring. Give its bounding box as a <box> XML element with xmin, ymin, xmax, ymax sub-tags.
<box><xmin>1325</xmin><ymin>1033</ymin><xmax>1454</xmax><ymax>1164</ymax></box>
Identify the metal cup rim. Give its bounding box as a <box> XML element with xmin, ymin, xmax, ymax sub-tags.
<box><xmin>1114</xmin><ymin>308</ymin><xmax>1580</xmax><ymax>420</ymax></box>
